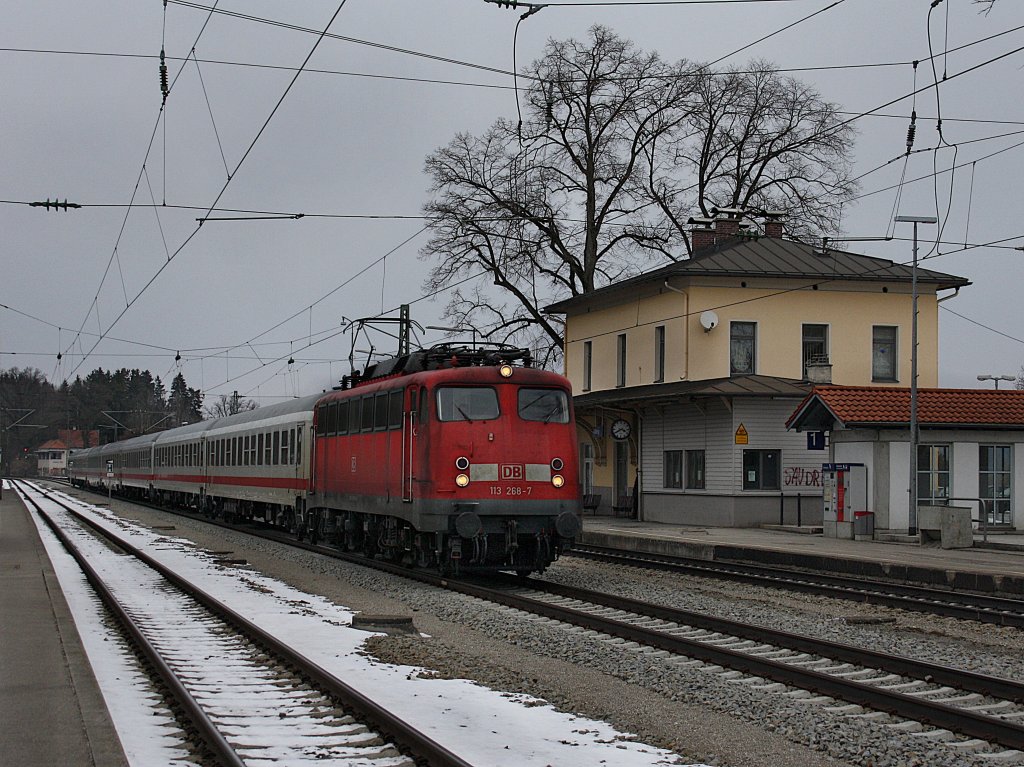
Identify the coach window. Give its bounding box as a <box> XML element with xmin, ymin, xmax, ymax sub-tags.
<box><xmin>295</xmin><ymin>426</ymin><xmax>302</xmax><ymax>465</ymax></box>
<box><xmin>338</xmin><ymin>401</ymin><xmax>349</xmax><ymax>435</ymax></box>
<box><xmin>272</xmin><ymin>431</ymin><xmax>280</xmax><ymax>465</ymax></box>
<box><xmin>257</xmin><ymin>433</ymin><xmax>264</xmax><ymax>466</ymax></box>
<box><xmin>289</xmin><ymin>428</ymin><xmax>297</xmax><ymax>464</ymax></box>
<box><xmin>279</xmin><ymin>430</ymin><xmax>288</xmax><ymax>465</ymax></box>
<box><xmin>374</xmin><ymin>393</ymin><xmax>389</xmax><ymax>430</ymax></box>
<box><xmin>388</xmin><ymin>390</ymin><xmax>403</xmax><ymax>429</ymax></box>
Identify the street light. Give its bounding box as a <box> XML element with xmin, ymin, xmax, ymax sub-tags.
<box><xmin>977</xmin><ymin>374</ymin><xmax>1016</xmax><ymax>389</ymax></box>
<box><xmin>894</xmin><ymin>214</ymin><xmax>937</xmax><ymax>537</ymax></box>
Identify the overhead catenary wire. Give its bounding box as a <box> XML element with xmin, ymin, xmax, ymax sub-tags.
<box><xmin>63</xmin><ymin>0</ymin><xmax>353</xmax><ymax>383</ymax></box>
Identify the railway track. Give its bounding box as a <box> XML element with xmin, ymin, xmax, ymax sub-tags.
<box><xmin>17</xmin><ymin>481</ymin><xmax>470</xmax><ymax>767</ymax></box>
<box><xmin>569</xmin><ymin>543</ymin><xmax>1024</xmax><ymax>628</ymax></box>
<box><xmin>52</xmin><ymin>480</ymin><xmax>1024</xmax><ymax>759</ymax></box>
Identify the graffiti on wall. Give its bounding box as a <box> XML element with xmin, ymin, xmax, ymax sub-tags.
<box><xmin>783</xmin><ymin>466</ymin><xmax>822</xmax><ymax>488</ymax></box>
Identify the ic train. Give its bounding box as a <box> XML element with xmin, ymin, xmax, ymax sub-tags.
<box><xmin>69</xmin><ymin>345</ymin><xmax>582</xmax><ymax>574</ymax></box>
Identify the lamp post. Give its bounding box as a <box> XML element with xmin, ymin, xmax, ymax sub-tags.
<box><xmin>894</xmin><ymin>215</ymin><xmax>937</xmax><ymax>536</ymax></box>
<box><xmin>977</xmin><ymin>374</ymin><xmax>1016</xmax><ymax>389</ymax></box>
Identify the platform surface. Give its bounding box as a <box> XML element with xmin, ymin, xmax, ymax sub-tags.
<box><xmin>0</xmin><ymin>483</ymin><xmax>127</xmax><ymax>767</ymax></box>
<box><xmin>580</xmin><ymin>514</ymin><xmax>1024</xmax><ymax>595</ymax></box>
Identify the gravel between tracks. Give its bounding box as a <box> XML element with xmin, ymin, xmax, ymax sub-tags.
<box><xmin>75</xmin><ymin>491</ymin><xmax>1024</xmax><ymax>767</ymax></box>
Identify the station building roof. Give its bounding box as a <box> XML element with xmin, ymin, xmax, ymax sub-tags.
<box><xmin>787</xmin><ymin>386</ymin><xmax>1024</xmax><ymax>432</ymax></box>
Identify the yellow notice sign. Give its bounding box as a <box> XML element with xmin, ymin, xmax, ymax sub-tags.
<box><xmin>735</xmin><ymin>423</ymin><xmax>749</xmax><ymax>445</ymax></box>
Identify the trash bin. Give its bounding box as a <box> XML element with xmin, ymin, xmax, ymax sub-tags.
<box><xmin>854</xmin><ymin>511</ymin><xmax>874</xmax><ymax>541</ymax></box>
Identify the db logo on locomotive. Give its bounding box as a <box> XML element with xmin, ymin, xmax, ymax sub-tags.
<box><xmin>500</xmin><ymin>464</ymin><xmax>525</xmax><ymax>481</ymax></box>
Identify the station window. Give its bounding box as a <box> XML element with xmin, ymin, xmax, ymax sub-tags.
<box><xmin>616</xmin><ymin>334</ymin><xmax>627</xmax><ymax>387</ymax></box>
<box><xmin>583</xmin><ymin>341</ymin><xmax>593</xmax><ymax>392</ymax></box>
<box><xmin>686</xmin><ymin>450</ymin><xmax>706</xmax><ymax>490</ymax></box>
<box><xmin>654</xmin><ymin>326</ymin><xmax>665</xmax><ymax>383</ymax></box>
<box><xmin>872</xmin><ymin>326</ymin><xmax>898</xmax><ymax>382</ymax></box>
<box><xmin>730</xmin><ymin>322</ymin><xmax>756</xmax><ymax>376</ymax></box>
<box><xmin>742</xmin><ymin>449</ymin><xmax>780</xmax><ymax>490</ymax></box>
<box><xmin>802</xmin><ymin>324</ymin><xmax>829</xmax><ymax>378</ymax></box>
<box><xmin>663</xmin><ymin>450</ymin><xmax>683</xmax><ymax>488</ymax></box>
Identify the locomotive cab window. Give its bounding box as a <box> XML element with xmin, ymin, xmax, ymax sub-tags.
<box><xmin>436</xmin><ymin>387</ymin><xmax>499</xmax><ymax>422</ymax></box>
<box><xmin>316</xmin><ymin>405</ymin><xmax>328</xmax><ymax>436</ymax></box>
<box><xmin>518</xmin><ymin>388</ymin><xmax>569</xmax><ymax>423</ymax></box>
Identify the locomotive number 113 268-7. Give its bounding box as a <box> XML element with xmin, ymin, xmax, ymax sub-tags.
<box><xmin>489</xmin><ymin>485</ymin><xmax>533</xmax><ymax>496</ymax></box>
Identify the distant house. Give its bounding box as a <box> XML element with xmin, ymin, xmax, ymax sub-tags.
<box><xmin>35</xmin><ymin>440</ymin><xmax>70</xmax><ymax>477</ymax></box>
<box><xmin>545</xmin><ymin>209</ymin><xmax>970</xmax><ymax>526</ymax></box>
<box><xmin>788</xmin><ymin>386</ymin><xmax>1024</xmax><ymax>532</ymax></box>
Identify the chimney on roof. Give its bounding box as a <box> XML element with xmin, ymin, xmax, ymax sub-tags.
<box><xmin>687</xmin><ymin>216</ymin><xmax>715</xmax><ymax>252</ymax></box>
<box><xmin>763</xmin><ymin>211</ymin><xmax>785</xmax><ymax>238</ymax></box>
<box><xmin>711</xmin><ymin>207</ymin><xmax>743</xmax><ymax>239</ymax></box>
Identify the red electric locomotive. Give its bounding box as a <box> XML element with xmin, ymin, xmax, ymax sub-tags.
<box><xmin>309</xmin><ymin>345</ymin><xmax>582</xmax><ymax>574</ymax></box>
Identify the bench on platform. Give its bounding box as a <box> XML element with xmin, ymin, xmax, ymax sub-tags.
<box><xmin>582</xmin><ymin>493</ymin><xmax>602</xmax><ymax>515</ymax></box>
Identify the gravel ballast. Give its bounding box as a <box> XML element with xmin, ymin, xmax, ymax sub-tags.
<box><xmin>64</xmin><ymin>489</ymin><xmax>1024</xmax><ymax>767</ymax></box>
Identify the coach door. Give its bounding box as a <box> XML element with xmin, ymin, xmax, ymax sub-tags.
<box><xmin>402</xmin><ymin>385</ymin><xmax>419</xmax><ymax>502</ymax></box>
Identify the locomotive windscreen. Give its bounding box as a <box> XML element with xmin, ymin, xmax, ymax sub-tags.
<box><xmin>436</xmin><ymin>387</ymin><xmax>499</xmax><ymax>421</ymax></box>
<box><xmin>517</xmin><ymin>388</ymin><xmax>569</xmax><ymax>423</ymax></box>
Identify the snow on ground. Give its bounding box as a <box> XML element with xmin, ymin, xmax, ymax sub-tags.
<box><xmin>28</xmin><ymin>487</ymin><xmax>714</xmax><ymax>767</ymax></box>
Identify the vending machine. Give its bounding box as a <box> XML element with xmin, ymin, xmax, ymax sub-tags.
<box><xmin>822</xmin><ymin>463</ymin><xmax>867</xmax><ymax>539</ymax></box>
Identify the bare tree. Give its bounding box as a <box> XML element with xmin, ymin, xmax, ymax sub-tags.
<box><xmin>205</xmin><ymin>392</ymin><xmax>258</xmax><ymax>418</ymax></box>
<box><xmin>423</xmin><ymin>26</ymin><xmax>694</xmax><ymax>361</ymax></box>
<box><xmin>421</xmin><ymin>27</ymin><xmax>857</xmax><ymax>363</ymax></box>
<box><xmin>650</xmin><ymin>61</ymin><xmax>856</xmax><ymax>245</ymax></box>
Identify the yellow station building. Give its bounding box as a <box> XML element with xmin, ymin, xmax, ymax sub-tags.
<box><xmin>545</xmin><ymin>210</ymin><xmax>970</xmax><ymax>526</ymax></box>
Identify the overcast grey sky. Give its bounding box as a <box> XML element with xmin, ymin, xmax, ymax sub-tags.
<box><xmin>3</xmin><ymin>0</ymin><xmax>1023</xmax><ymax>402</ymax></box>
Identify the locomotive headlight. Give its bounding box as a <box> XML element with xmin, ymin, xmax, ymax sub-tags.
<box><xmin>455</xmin><ymin>456</ymin><xmax>470</xmax><ymax>471</ymax></box>
<box><xmin>499</xmin><ymin>363</ymin><xmax>514</xmax><ymax>378</ymax></box>
<box><xmin>550</xmin><ymin>457</ymin><xmax>564</xmax><ymax>471</ymax></box>
<box><xmin>455</xmin><ymin>473</ymin><xmax>470</xmax><ymax>487</ymax></box>
<box><xmin>551</xmin><ymin>474</ymin><xmax>565</xmax><ymax>488</ymax></box>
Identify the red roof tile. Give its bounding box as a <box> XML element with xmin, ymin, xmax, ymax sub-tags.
<box><xmin>36</xmin><ymin>440</ymin><xmax>68</xmax><ymax>451</ymax></box>
<box><xmin>789</xmin><ymin>386</ymin><xmax>1024</xmax><ymax>429</ymax></box>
